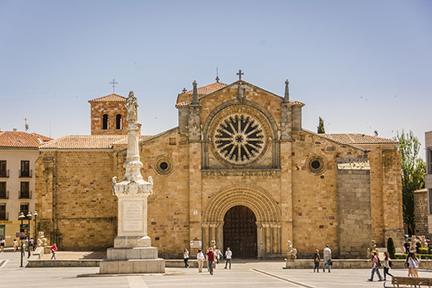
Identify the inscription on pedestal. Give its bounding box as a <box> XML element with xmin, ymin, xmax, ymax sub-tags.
<box><xmin>122</xmin><ymin>201</ymin><xmax>144</xmax><ymax>232</ymax></box>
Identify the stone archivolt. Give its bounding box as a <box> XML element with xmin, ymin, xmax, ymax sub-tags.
<box><xmin>204</xmin><ymin>186</ymin><xmax>280</xmax><ymax>223</ymax></box>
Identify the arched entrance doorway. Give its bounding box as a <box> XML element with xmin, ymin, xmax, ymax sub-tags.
<box><xmin>223</xmin><ymin>205</ymin><xmax>257</xmax><ymax>258</ymax></box>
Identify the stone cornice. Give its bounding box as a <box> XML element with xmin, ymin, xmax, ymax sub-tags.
<box><xmin>201</xmin><ymin>168</ymin><xmax>280</xmax><ymax>177</ymax></box>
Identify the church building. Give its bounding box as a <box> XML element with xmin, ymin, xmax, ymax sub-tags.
<box><xmin>36</xmin><ymin>73</ymin><xmax>404</xmax><ymax>258</ymax></box>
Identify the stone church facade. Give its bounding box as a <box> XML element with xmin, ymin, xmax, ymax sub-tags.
<box><xmin>35</xmin><ymin>77</ymin><xmax>404</xmax><ymax>258</ymax></box>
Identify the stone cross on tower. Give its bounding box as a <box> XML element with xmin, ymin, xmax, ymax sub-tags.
<box><xmin>236</xmin><ymin>69</ymin><xmax>244</xmax><ymax>81</ymax></box>
<box><xmin>109</xmin><ymin>79</ymin><xmax>118</xmax><ymax>93</ymax></box>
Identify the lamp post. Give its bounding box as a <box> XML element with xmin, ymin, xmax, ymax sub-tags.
<box><xmin>18</xmin><ymin>212</ymin><xmax>25</xmax><ymax>268</ymax></box>
<box><xmin>26</xmin><ymin>212</ymin><xmax>32</xmax><ymax>258</ymax></box>
<box><xmin>33</xmin><ymin>211</ymin><xmax>38</xmax><ymax>246</ymax></box>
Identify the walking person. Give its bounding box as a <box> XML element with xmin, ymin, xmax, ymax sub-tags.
<box><xmin>197</xmin><ymin>249</ymin><xmax>205</xmax><ymax>273</ymax></box>
<box><xmin>207</xmin><ymin>247</ymin><xmax>215</xmax><ymax>275</ymax></box>
<box><xmin>383</xmin><ymin>252</ymin><xmax>393</xmax><ymax>281</ymax></box>
<box><xmin>50</xmin><ymin>243</ymin><xmax>58</xmax><ymax>260</ymax></box>
<box><xmin>13</xmin><ymin>239</ymin><xmax>18</xmax><ymax>252</ymax></box>
<box><xmin>406</xmin><ymin>252</ymin><xmax>419</xmax><ymax>277</ymax></box>
<box><xmin>323</xmin><ymin>244</ymin><xmax>332</xmax><ymax>272</ymax></box>
<box><xmin>224</xmin><ymin>247</ymin><xmax>232</xmax><ymax>269</ymax></box>
<box><xmin>313</xmin><ymin>249</ymin><xmax>320</xmax><ymax>273</ymax></box>
<box><xmin>215</xmin><ymin>247</ymin><xmax>223</xmax><ymax>264</ymax></box>
<box><xmin>368</xmin><ymin>252</ymin><xmax>384</xmax><ymax>282</ymax></box>
<box><xmin>183</xmin><ymin>248</ymin><xmax>190</xmax><ymax>268</ymax></box>
<box><xmin>0</xmin><ymin>238</ymin><xmax>5</xmax><ymax>252</ymax></box>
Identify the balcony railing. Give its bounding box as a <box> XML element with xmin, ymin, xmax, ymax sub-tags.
<box><xmin>19</xmin><ymin>169</ymin><xmax>32</xmax><ymax>178</ymax></box>
<box><xmin>0</xmin><ymin>169</ymin><xmax>9</xmax><ymax>178</ymax></box>
<box><xmin>18</xmin><ymin>191</ymin><xmax>32</xmax><ymax>199</ymax></box>
<box><xmin>0</xmin><ymin>190</ymin><xmax>9</xmax><ymax>199</ymax></box>
<box><xmin>0</xmin><ymin>212</ymin><xmax>8</xmax><ymax>221</ymax></box>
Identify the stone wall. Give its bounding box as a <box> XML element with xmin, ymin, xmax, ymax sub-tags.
<box><xmin>336</xmin><ymin>168</ymin><xmax>371</xmax><ymax>258</ymax></box>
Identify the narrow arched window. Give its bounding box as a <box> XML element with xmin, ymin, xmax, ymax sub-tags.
<box><xmin>116</xmin><ymin>114</ymin><xmax>122</xmax><ymax>129</ymax></box>
<box><xmin>102</xmin><ymin>114</ymin><xmax>109</xmax><ymax>129</ymax></box>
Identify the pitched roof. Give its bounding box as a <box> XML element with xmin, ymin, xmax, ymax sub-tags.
<box><xmin>323</xmin><ymin>133</ymin><xmax>397</xmax><ymax>145</ymax></box>
<box><xmin>41</xmin><ymin>135</ymin><xmax>127</xmax><ymax>150</ymax></box>
<box><xmin>88</xmin><ymin>93</ymin><xmax>127</xmax><ymax>103</ymax></box>
<box><xmin>0</xmin><ymin>131</ymin><xmax>52</xmax><ymax>148</ymax></box>
<box><xmin>176</xmin><ymin>82</ymin><xmax>227</xmax><ymax>106</ymax></box>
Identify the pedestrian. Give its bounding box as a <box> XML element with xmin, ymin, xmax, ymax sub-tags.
<box><xmin>29</xmin><ymin>238</ymin><xmax>35</xmax><ymax>251</ymax></box>
<box><xmin>183</xmin><ymin>248</ymin><xmax>189</xmax><ymax>268</ymax></box>
<box><xmin>207</xmin><ymin>247</ymin><xmax>215</xmax><ymax>275</ymax></box>
<box><xmin>368</xmin><ymin>252</ymin><xmax>384</xmax><ymax>282</ymax></box>
<box><xmin>0</xmin><ymin>238</ymin><xmax>5</xmax><ymax>252</ymax></box>
<box><xmin>215</xmin><ymin>247</ymin><xmax>223</xmax><ymax>264</ymax></box>
<box><xmin>406</xmin><ymin>252</ymin><xmax>419</xmax><ymax>277</ymax></box>
<box><xmin>197</xmin><ymin>249</ymin><xmax>205</xmax><ymax>272</ymax></box>
<box><xmin>224</xmin><ymin>247</ymin><xmax>232</xmax><ymax>269</ymax></box>
<box><xmin>313</xmin><ymin>249</ymin><xmax>320</xmax><ymax>273</ymax></box>
<box><xmin>50</xmin><ymin>243</ymin><xmax>58</xmax><ymax>260</ymax></box>
<box><xmin>383</xmin><ymin>251</ymin><xmax>393</xmax><ymax>281</ymax></box>
<box><xmin>323</xmin><ymin>244</ymin><xmax>332</xmax><ymax>272</ymax></box>
<box><xmin>13</xmin><ymin>239</ymin><xmax>18</xmax><ymax>252</ymax></box>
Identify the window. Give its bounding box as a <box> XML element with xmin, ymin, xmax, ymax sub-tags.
<box><xmin>0</xmin><ymin>182</ymin><xmax>6</xmax><ymax>199</ymax></box>
<box><xmin>20</xmin><ymin>182</ymin><xmax>30</xmax><ymax>199</ymax></box>
<box><xmin>428</xmin><ymin>149</ymin><xmax>432</xmax><ymax>174</ymax></box>
<box><xmin>20</xmin><ymin>203</ymin><xmax>29</xmax><ymax>217</ymax></box>
<box><xmin>0</xmin><ymin>204</ymin><xmax>6</xmax><ymax>220</ymax></box>
<box><xmin>429</xmin><ymin>189</ymin><xmax>432</xmax><ymax>214</ymax></box>
<box><xmin>116</xmin><ymin>114</ymin><xmax>122</xmax><ymax>129</ymax></box>
<box><xmin>0</xmin><ymin>160</ymin><xmax>7</xmax><ymax>177</ymax></box>
<box><xmin>102</xmin><ymin>114</ymin><xmax>109</xmax><ymax>130</ymax></box>
<box><xmin>20</xmin><ymin>160</ymin><xmax>30</xmax><ymax>177</ymax></box>
<box><xmin>0</xmin><ymin>225</ymin><xmax>5</xmax><ymax>239</ymax></box>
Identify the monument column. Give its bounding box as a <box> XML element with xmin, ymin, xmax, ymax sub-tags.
<box><xmin>99</xmin><ymin>91</ymin><xmax>165</xmax><ymax>274</ymax></box>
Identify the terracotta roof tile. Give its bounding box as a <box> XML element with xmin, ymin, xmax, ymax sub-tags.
<box><xmin>41</xmin><ymin>135</ymin><xmax>127</xmax><ymax>149</ymax></box>
<box><xmin>323</xmin><ymin>133</ymin><xmax>396</xmax><ymax>144</ymax></box>
<box><xmin>176</xmin><ymin>82</ymin><xmax>227</xmax><ymax>106</ymax></box>
<box><xmin>88</xmin><ymin>93</ymin><xmax>127</xmax><ymax>103</ymax></box>
<box><xmin>0</xmin><ymin>131</ymin><xmax>52</xmax><ymax>148</ymax></box>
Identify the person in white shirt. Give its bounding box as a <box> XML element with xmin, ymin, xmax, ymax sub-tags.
<box><xmin>323</xmin><ymin>244</ymin><xmax>332</xmax><ymax>272</ymax></box>
<box><xmin>196</xmin><ymin>249</ymin><xmax>205</xmax><ymax>272</ymax></box>
<box><xmin>224</xmin><ymin>247</ymin><xmax>232</xmax><ymax>269</ymax></box>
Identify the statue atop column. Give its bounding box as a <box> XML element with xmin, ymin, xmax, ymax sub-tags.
<box><xmin>100</xmin><ymin>90</ymin><xmax>164</xmax><ymax>274</ymax></box>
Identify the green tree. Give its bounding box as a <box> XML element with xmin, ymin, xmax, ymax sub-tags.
<box><xmin>317</xmin><ymin>117</ymin><xmax>325</xmax><ymax>134</ymax></box>
<box><xmin>397</xmin><ymin>131</ymin><xmax>426</xmax><ymax>235</ymax></box>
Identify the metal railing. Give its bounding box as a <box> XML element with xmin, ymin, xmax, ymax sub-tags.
<box><xmin>0</xmin><ymin>169</ymin><xmax>9</xmax><ymax>178</ymax></box>
<box><xmin>0</xmin><ymin>190</ymin><xmax>9</xmax><ymax>199</ymax></box>
<box><xmin>19</xmin><ymin>169</ymin><xmax>32</xmax><ymax>177</ymax></box>
<box><xmin>18</xmin><ymin>190</ymin><xmax>32</xmax><ymax>199</ymax></box>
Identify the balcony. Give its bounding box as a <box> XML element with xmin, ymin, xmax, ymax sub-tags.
<box><xmin>18</xmin><ymin>191</ymin><xmax>32</xmax><ymax>199</ymax></box>
<box><xmin>0</xmin><ymin>212</ymin><xmax>8</xmax><ymax>221</ymax></box>
<box><xmin>0</xmin><ymin>190</ymin><xmax>9</xmax><ymax>199</ymax></box>
<box><xmin>0</xmin><ymin>169</ymin><xmax>9</xmax><ymax>178</ymax></box>
<box><xmin>19</xmin><ymin>169</ymin><xmax>32</xmax><ymax>178</ymax></box>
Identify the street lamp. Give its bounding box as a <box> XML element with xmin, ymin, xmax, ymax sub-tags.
<box><xmin>33</xmin><ymin>211</ymin><xmax>38</xmax><ymax>245</ymax></box>
<box><xmin>26</xmin><ymin>212</ymin><xmax>32</xmax><ymax>258</ymax></box>
<box><xmin>18</xmin><ymin>212</ymin><xmax>25</xmax><ymax>268</ymax></box>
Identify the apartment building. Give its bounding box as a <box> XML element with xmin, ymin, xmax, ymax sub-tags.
<box><xmin>0</xmin><ymin>130</ymin><xmax>51</xmax><ymax>246</ymax></box>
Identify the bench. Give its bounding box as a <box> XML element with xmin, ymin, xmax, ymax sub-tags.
<box><xmin>385</xmin><ymin>276</ymin><xmax>432</xmax><ymax>287</ymax></box>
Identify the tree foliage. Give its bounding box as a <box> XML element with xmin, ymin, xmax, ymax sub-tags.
<box><xmin>397</xmin><ymin>131</ymin><xmax>426</xmax><ymax>235</ymax></box>
<box><xmin>317</xmin><ymin>117</ymin><xmax>325</xmax><ymax>134</ymax></box>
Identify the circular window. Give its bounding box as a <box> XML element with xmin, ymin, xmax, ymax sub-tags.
<box><xmin>155</xmin><ymin>158</ymin><xmax>173</xmax><ymax>175</ymax></box>
<box><xmin>309</xmin><ymin>157</ymin><xmax>324</xmax><ymax>174</ymax></box>
<box><xmin>213</xmin><ymin>113</ymin><xmax>266</xmax><ymax>165</ymax></box>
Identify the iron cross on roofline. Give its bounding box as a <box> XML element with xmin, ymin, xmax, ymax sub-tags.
<box><xmin>109</xmin><ymin>78</ymin><xmax>119</xmax><ymax>93</ymax></box>
<box><xmin>236</xmin><ymin>69</ymin><xmax>244</xmax><ymax>81</ymax></box>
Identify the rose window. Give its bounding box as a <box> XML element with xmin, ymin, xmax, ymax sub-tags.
<box><xmin>214</xmin><ymin>114</ymin><xmax>266</xmax><ymax>164</ymax></box>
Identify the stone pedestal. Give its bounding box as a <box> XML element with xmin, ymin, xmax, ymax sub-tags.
<box><xmin>98</xmin><ymin>91</ymin><xmax>165</xmax><ymax>274</ymax></box>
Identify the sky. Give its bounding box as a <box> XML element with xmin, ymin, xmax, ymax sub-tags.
<box><xmin>0</xmin><ymin>0</ymin><xmax>431</xmax><ymax>151</ymax></box>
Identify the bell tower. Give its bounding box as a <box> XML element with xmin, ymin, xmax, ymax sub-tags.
<box><xmin>88</xmin><ymin>93</ymin><xmax>128</xmax><ymax>135</ymax></box>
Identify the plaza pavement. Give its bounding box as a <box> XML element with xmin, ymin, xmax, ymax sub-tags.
<box><xmin>1</xmin><ymin>252</ymin><xmax>432</xmax><ymax>288</ymax></box>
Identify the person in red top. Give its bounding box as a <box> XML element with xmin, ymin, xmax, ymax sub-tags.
<box><xmin>206</xmin><ymin>247</ymin><xmax>215</xmax><ymax>275</ymax></box>
<box><xmin>50</xmin><ymin>243</ymin><xmax>58</xmax><ymax>260</ymax></box>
